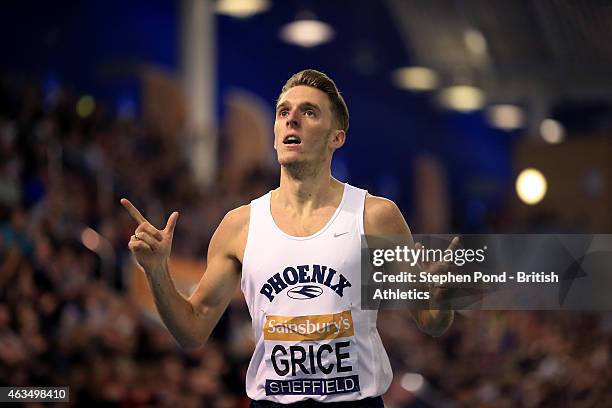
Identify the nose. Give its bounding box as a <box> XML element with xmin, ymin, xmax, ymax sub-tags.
<box><xmin>286</xmin><ymin>109</ymin><xmax>300</xmax><ymax>129</ymax></box>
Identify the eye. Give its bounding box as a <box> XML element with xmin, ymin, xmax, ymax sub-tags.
<box><xmin>278</xmin><ymin>110</ymin><xmax>289</xmax><ymax>117</ymax></box>
<box><xmin>304</xmin><ymin>110</ymin><xmax>315</xmax><ymax>117</ymax></box>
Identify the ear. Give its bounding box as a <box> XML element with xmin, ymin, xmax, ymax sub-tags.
<box><xmin>329</xmin><ymin>129</ymin><xmax>346</xmax><ymax>150</ymax></box>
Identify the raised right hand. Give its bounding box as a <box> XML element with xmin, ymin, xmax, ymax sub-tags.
<box><xmin>121</xmin><ymin>198</ymin><xmax>179</xmax><ymax>272</ymax></box>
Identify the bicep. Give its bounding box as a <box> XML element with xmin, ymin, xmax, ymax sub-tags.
<box><xmin>188</xmin><ymin>252</ymin><xmax>241</xmax><ymax>314</ymax></box>
<box><xmin>365</xmin><ymin>196</ymin><xmax>422</xmax><ymax>321</ymax></box>
<box><xmin>188</xmin><ymin>216</ymin><xmax>243</xmax><ymax>317</ymax></box>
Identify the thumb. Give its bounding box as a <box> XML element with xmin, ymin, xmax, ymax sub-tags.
<box><xmin>164</xmin><ymin>211</ymin><xmax>179</xmax><ymax>235</ymax></box>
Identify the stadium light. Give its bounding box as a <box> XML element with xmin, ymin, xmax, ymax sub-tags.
<box><xmin>487</xmin><ymin>104</ymin><xmax>525</xmax><ymax>130</ymax></box>
<box><xmin>464</xmin><ymin>28</ymin><xmax>487</xmax><ymax>55</ymax></box>
<box><xmin>392</xmin><ymin>67</ymin><xmax>440</xmax><ymax>91</ymax></box>
<box><xmin>215</xmin><ymin>0</ymin><xmax>269</xmax><ymax>18</ymax></box>
<box><xmin>540</xmin><ymin>118</ymin><xmax>565</xmax><ymax>144</ymax></box>
<box><xmin>280</xmin><ymin>17</ymin><xmax>334</xmax><ymax>48</ymax></box>
<box><xmin>516</xmin><ymin>168</ymin><xmax>547</xmax><ymax>205</ymax></box>
<box><xmin>438</xmin><ymin>85</ymin><xmax>486</xmax><ymax>112</ymax></box>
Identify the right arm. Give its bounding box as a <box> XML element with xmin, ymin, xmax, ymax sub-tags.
<box><xmin>122</xmin><ymin>198</ymin><xmax>248</xmax><ymax>348</ymax></box>
<box><xmin>182</xmin><ymin>206</ymin><xmax>248</xmax><ymax>347</ymax></box>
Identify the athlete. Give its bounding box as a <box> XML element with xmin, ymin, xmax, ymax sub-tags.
<box><xmin>121</xmin><ymin>70</ymin><xmax>455</xmax><ymax>407</ymax></box>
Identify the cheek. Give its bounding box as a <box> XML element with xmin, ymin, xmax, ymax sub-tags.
<box><xmin>273</xmin><ymin>124</ymin><xmax>281</xmax><ymax>146</ymax></box>
<box><xmin>274</xmin><ymin>120</ymin><xmax>285</xmax><ymax>133</ymax></box>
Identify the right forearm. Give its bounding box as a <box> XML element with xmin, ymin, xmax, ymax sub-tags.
<box><xmin>121</xmin><ymin>199</ymin><xmax>216</xmax><ymax>347</ymax></box>
<box><xmin>145</xmin><ymin>261</ymin><xmax>209</xmax><ymax>348</ymax></box>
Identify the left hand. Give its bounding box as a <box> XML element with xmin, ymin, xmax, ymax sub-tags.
<box><xmin>415</xmin><ymin>236</ymin><xmax>460</xmax><ymax>303</ymax></box>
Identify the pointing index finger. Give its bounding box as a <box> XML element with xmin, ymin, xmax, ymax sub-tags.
<box><xmin>447</xmin><ymin>236</ymin><xmax>460</xmax><ymax>251</ymax></box>
<box><xmin>120</xmin><ymin>198</ymin><xmax>147</xmax><ymax>224</ymax></box>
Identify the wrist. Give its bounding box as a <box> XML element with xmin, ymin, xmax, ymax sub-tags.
<box><xmin>145</xmin><ymin>260</ymin><xmax>169</xmax><ymax>277</ymax></box>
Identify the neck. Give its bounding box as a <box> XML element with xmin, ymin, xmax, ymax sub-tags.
<box><xmin>275</xmin><ymin>161</ymin><xmax>343</xmax><ymax>212</ymax></box>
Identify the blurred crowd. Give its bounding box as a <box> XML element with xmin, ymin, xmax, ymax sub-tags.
<box><xmin>0</xmin><ymin>74</ymin><xmax>266</xmax><ymax>407</ymax></box>
<box><xmin>381</xmin><ymin>311</ymin><xmax>612</xmax><ymax>408</ymax></box>
<box><xmin>0</xmin><ymin>75</ymin><xmax>610</xmax><ymax>407</ymax></box>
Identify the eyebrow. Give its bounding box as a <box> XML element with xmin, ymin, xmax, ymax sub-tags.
<box><xmin>276</xmin><ymin>101</ymin><xmax>322</xmax><ymax>113</ymax></box>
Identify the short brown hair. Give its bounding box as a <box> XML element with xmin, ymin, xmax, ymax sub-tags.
<box><xmin>279</xmin><ymin>69</ymin><xmax>349</xmax><ymax>131</ymax></box>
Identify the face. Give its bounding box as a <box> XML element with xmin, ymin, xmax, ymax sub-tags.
<box><xmin>274</xmin><ymin>85</ymin><xmax>344</xmax><ymax>167</ymax></box>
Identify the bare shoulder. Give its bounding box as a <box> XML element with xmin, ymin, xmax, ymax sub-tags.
<box><xmin>364</xmin><ymin>193</ymin><xmax>410</xmax><ymax>235</ymax></box>
<box><xmin>221</xmin><ymin>204</ymin><xmax>250</xmax><ymax>231</ymax></box>
<box><xmin>209</xmin><ymin>204</ymin><xmax>251</xmax><ymax>261</ymax></box>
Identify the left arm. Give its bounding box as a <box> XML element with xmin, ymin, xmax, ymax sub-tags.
<box><xmin>364</xmin><ymin>194</ymin><xmax>454</xmax><ymax>337</ymax></box>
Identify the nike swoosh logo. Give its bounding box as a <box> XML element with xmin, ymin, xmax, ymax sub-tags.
<box><xmin>334</xmin><ymin>232</ymin><xmax>349</xmax><ymax>238</ymax></box>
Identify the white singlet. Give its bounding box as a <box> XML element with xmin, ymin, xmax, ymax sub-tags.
<box><xmin>241</xmin><ymin>183</ymin><xmax>393</xmax><ymax>403</ymax></box>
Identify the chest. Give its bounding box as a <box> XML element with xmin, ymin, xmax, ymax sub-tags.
<box><xmin>241</xmin><ymin>211</ymin><xmax>363</xmax><ymax>313</ymax></box>
<box><xmin>270</xmin><ymin>206</ymin><xmax>338</xmax><ymax>237</ymax></box>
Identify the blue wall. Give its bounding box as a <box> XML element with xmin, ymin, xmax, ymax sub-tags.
<box><xmin>0</xmin><ymin>0</ymin><xmax>515</xmax><ymax>230</ymax></box>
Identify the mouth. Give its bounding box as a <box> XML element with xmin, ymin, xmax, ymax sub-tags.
<box><xmin>283</xmin><ymin>134</ymin><xmax>302</xmax><ymax>145</ymax></box>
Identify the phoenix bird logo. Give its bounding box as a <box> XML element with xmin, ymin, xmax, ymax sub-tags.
<box><xmin>287</xmin><ymin>285</ymin><xmax>323</xmax><ymax>300</ymax></box>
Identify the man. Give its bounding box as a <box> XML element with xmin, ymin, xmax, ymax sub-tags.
<box><xmin>121</xmin><ymin>70</ymin><xmax>454</xmax><ymax>407</ymax></box>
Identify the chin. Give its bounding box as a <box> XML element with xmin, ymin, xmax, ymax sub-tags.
<box><xmin>278</xmin><ymin>156</ymin><xmax>302</xmax><ymax>167</ymax></box>
<box><xmin>277</xmin><ymin>152</ymin><xmax>303</xmax><ymax>166</ymax></box>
